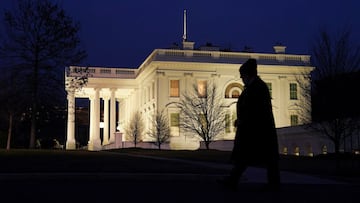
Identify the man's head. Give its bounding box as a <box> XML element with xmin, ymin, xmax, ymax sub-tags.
<box><xmin>239</xmin><ymin>58</ymin><xmax>257</xmax><ymax>85</ymax></box>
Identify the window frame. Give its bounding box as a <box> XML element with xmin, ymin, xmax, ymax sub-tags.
<box><xmin>197</xmin><ymin>80</ymin><xmax>207</xmax><ymax>98</ymax></box>
<box><xmin>266</xmin><ymin>82</ymin><xmax>272</xmax><ymax>99</ymax></box>
<box><xmin>290</xmin><ymin>114</ymin><xmax>299</xmax><ymax>126</ymax></box>
<box><xmin>170</xmin><ymin>113</ymin><xmax>179</xmax><ymax>127</ymax></box>
<box><xmin>169</xmin><ymin>79</ymin><xmax>180</xmax><ymax>97</ymax></box>
<box><xmin>289</xmin><ymin>83</ymin><xmax>298</xmax><ymax>100</ymax></box>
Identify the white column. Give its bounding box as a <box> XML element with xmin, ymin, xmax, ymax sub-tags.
<box><xmin>102</xmin><ymin>96</ymin><xmax>110</xmax><ymax>145</ymax></box>
<box><xmin>66</xmin><ymin>91</ymin><xmax>76</xmax><ymax>149</ymax></box>
<box><xmin>117</xmin><ymin>98</ymin><xmax>121</xmax><ymax>133</ymax></box>
<box><xmin>88</xmin><ymin>95</ymin><xmax>95</xmax><ymax>143</ymax></box>
<box><xmin>109</xmin><ymin>89</ymin><xmax>116</xmax><ymax>143</ymax></box>
<box><xmin>278</xmin><ymin>76</ymin><xmax>288</xmax><ymax>127</ymax></box>
<box><xmin>88</xmin><ymin>88</ymin><xmax>101</xmax><ymax>151</ymax></box>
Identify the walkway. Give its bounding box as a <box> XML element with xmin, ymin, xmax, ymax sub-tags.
<box><xmin>0</xmin><ymin>152</ymin><xmax>358</xmax><ymax>203</ymax></box>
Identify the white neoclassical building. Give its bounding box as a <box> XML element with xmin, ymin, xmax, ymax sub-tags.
<box><xmin>64</xmin><ymin>38</ymin><xmax>329</xmax><ymax>154</ymax></box>
<box><xmin>64</xmin><ymin>10</ymin><xmax>339</xmax><ymax>155</ymax></box>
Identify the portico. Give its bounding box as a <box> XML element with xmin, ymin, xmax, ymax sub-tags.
<box><xmin>65</xmin><ymin>67</ymin><xmax>137</xmax><ymax>150</ymax></box>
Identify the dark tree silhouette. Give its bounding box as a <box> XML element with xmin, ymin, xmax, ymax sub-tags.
<box><xmin>0</xmin><ymin>65</ymin><xmax>26</xmax><ymax>150</ymax></box>
<box><xmin>0</xmin><ymin>0</ymin><xmax>86</xmax><ymax>148</ymax></box>
<box><xmin>310</xmin><ymin>27</ymin><xmax>360</xmax><ymax>155</ymax></box>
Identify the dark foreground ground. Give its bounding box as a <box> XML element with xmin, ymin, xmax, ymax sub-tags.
<box><xmin>0</xmin><ymin>149</ymin><xmax>359</xmax><ymax>203</ymax></box>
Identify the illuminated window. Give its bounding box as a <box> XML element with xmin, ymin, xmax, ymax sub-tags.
<box><xmin>170</xmin><ymin>113</ymin><xmax>179</xmax><ymax>127</ymax></box>
<box><xmin>290</xmin><ymin>83</ymin><xmax>298</xmax><ymax>100</ymax></box>
<box><xmin>230</xmin><ymin>89</ymin><xmax>240</xmax><ymax>98</ymax></box>
<box><xmin>225</xmin><ymin>83</ymin><xmax>242</xmax><ymax>98</ymax></box>
<box><xmin>283</xmin><ymin>147</ymin><xmax>288</xmax><ymax>155</ymax></box>
<box><xmin>266</xmin><ymin>82</ymin><xmax>272</xmax><ymax>98</ymax></box>
<box><xmin>290</xmin><ymin>115</ymin><xmax>298</xmax><ymax>126</ymax></box>
<box><xmin>197</xmin><ymin>80</ymin><xmax>207</xmax><ymax>98</ymax></box>
<box><xmin>294</xmin><ymin>146</ymin><xmax>300</xmax><ymax>156</ymax></box>
<box><xmin>225</xmin><ymin>114</ymin><xmax>231</xmax><ymax>133</ymax></box>
<box><xmin>322</xmin><ymin>145</ymin><xmax>328</xmax><ymax>155</ymax></box>
<box><xmin>170</xmin><ymin>80</ymin><xmax>179</xmax><ymax>97</ymax></box>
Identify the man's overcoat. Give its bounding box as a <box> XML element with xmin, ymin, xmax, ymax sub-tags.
<box><xmin>231</xmin><ymin>76</ymin><xmax>279</xmax><ymax>165</ymax></box>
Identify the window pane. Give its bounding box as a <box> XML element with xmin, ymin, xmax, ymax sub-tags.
<box><xmin>170</xmin><ymin>80</ymin><xmax>179</xmax><ymax>97</ymax></box>
<box><xmin>225</xmin><ymin>83</ymin><xmax>242</xmax><ymax>98</ymax></box>
<box><xmin>231</xmin><ymin>90</ymin><xmax>240</xmax><ymax>98</ymax></box>
<box><xmin>170</xmin><ymin>113</ymin><xmax>179</xmax><ymax>127</ymax></box>
<box><xmin>266</xmin><ymin>82</ymin><xmax>272</xmax><ymax>98</ymax></box>
<box><xmin>198</xmin><ymin>80</ymin><xmax>207</xmax><ymax>98</ymax></box>
<box><xmin>225</xmin><ymin>114</ymin><xmax>231</xmax><ymax>133</ymax></box>
<box><xmin>290</xmin><ymin>83</ymin><xmax>297</xmax><ymax>100</ymax></box>
<box><xmin>290</xmin><ymin>115</ymin><xmax>298</xmax><ymax>126</ymax></box>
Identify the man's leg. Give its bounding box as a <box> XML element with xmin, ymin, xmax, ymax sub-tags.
<box><xmin>229</xmin><ymin>162</ymin><xmax>247</xmax><ymax>182</ymax></box>
<box><xmin>218</xmin><ymin>162</ymin><xmax>247</xmax><ymax>190</ymax></box>
<box><xmin>266</xmin><ymin>159</ymin><xmax>280</xmax><ymax>188</ymax></box>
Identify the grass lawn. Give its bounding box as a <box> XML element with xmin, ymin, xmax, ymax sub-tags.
<box><xmin>1</xmin><ymin>148</ymin><xmax>359</xmax><ymax>183</ymax></box>
<box><xmin>0</xmin><ymin>148</ymin><xmax>230</xmax><ymax>174</ymax></box>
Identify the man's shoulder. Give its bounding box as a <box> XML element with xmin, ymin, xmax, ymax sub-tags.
<box><xmin>251</xmin><ymin>77</ymin><xmax>271</xmax><ymax>98</ymax></box>
<box><xmin>254</xmin><ymin>76</ymin><xmax>267</xmax><ymax>88</ymax></box>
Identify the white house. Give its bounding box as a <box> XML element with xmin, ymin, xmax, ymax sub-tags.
<box><xmin>64</xmin><ymin>10</ymin><xmax>337</xmax><ymax>155</ymax></box>
<box><xmin>64</xmin><ymin>38</ymin><xmax>329</xmax><ymax>153</ymax></box>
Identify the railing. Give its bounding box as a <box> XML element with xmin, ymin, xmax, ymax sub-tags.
<box><xmin>66</xmin><ymin>49</ymin><xmax>312</xmax><ymax>79</ymax></box>
<box><xmin>66</xmin><ymin>66</ymin><xmax>137</xmax><ymax>79</ymax></box>
<box><xmin>156</xmin><ymin>49</ymin><xmax>311</xmax><ymax>64</ymax></box>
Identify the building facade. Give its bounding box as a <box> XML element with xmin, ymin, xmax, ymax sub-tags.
<box><xmin>65</xmin><ymin>41</ymin><xmax>321</xmax><ymax>153</ymax></box>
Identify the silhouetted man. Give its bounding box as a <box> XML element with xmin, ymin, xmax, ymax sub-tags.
<box><xmin>218</xmin><ymin>58</ymin><xmax>280</xmax><ymax>191</ymax></box>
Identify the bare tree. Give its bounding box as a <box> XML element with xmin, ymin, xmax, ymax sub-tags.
<box><xmin>294</xmin><ymin>70</ymin><xmax>313</xmax><ymax>125</ymax></box>
<box><xmin>171</xmin><ymin>80</ymin><xmax>226</xmax><ymax>150</ymax></box>
<box><xmin>309</xmin><ymin>27</ymin><xmax>360</xmax><ymax>155</ymax></box>
<box><xmin>147</xmin><ymin>109</ymin><xmax>171</xmax><ymax>150</ymax></box>
<box><xmin>65</xmin><ymin>66</ymin><xmax>90</xmax><ymax>93</ymax></box>
<box><xmin>124</xmin><ymin>111</ymin><xmax>145</xmax><ymax>148</ymax></box>
<box><xmin>311</xmin><ymin>27</ymin><xmax>360</xmax><ymax>79</ymax></box>
<box><xmin>0</xmin><ymin>0</ymin><xmax>87</xmax><ymax>148</ymax></box>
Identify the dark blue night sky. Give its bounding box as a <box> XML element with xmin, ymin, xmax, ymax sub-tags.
<box><xmin>1</xmin><ymin>0</ymin><xmax>359</xmax><ymax>68</ymax></box>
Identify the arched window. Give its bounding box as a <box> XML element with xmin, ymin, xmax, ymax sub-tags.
<box><xmin>225</xmin><ymin>83</ymin><xmax>243</xmax><ymax>98</ymax></box>
<box><xmin>230</xmin><ymin>89</ymin><xmax>240</xmax><ymax>98</ymax></box>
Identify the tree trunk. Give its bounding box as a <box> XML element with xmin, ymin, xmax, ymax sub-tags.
<box><xmin>6</xmin><ymin>113</ymin><xmax>13</xmax><ymax>150</ymax></box>
<box><xmin>334</xmin><ymin>140</ymin><xmax>341</xmax><ymax>174</ymax></box>
<box><xmin>334</xmin><ymin>139</ymin><xmax>340</xmax><ymax>155</ymax></box>
<box><xmin>29</xmin><ymin>102</ymin><xmax>37</xmax><ymax>149</ymax></box>
<box><xmin>205</xmin><ymin>141</ymin><xmax>210</xmax><ymax>150</ymax></box>
<box><xmin>29</xmin><ymin>48</ymin><xmax>39</xmax><ymax>149</ymax></box>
